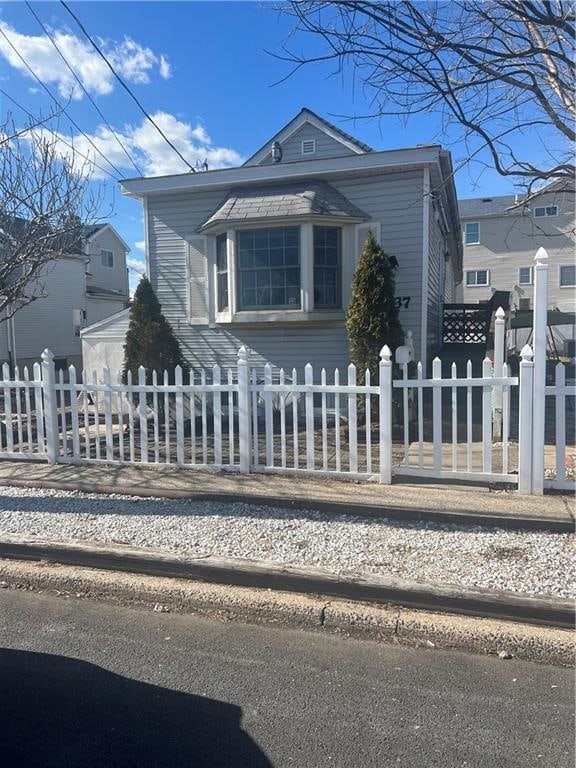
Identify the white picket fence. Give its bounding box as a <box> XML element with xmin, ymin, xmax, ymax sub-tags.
<box><xmin>0</xmin><ymin>248</ymin><xmax>573</xmax><ymax>494</ymax></box>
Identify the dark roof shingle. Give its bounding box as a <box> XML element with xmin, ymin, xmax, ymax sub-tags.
<box><xmin>199</xmin><ymin>181</ymin><xmax>370</xmax><ymax>231</ymax></box>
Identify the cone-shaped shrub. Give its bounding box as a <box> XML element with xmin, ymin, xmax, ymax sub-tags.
<box><xmin>346</xmin><ymin>228</ymin><xmax>404</xmax><ymax>384</ymax></box>
<box><xmin>123</xmin><ymin>276</ymin><xmax>187</xmax><ymax>384</ymax></box>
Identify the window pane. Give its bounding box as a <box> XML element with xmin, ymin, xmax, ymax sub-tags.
<box><xmin>518</xmin><ymin>267</ymin><xmax>532</xmax><ymax>285</ymax></box>
<box><xmin>237</xmin><ymin>227</ymin><xmax>301</xmax><ymax>309</ymax></box>
<box><xmin>546</xmin><ymin>206</ymin><xmax>558</xmax><ymax>216</ymax></box>
<box><xmin>533</xmin><ymin>207</ymin><xmax>545</xmax><ymax>218</ymax></box>
<box><xmin>313</xmin><ymin>226</ymin><xmax>341</xmax><ymax>308</ymax></box>
<box><xmin>560</xmin><ymin>265</ymin><xmax>575</xmax><ymax>287</ymax></box>
<box><xmin>465</xmin><ymin>223</ymin><xmax>479</xmax><ymax>245</ymax></box>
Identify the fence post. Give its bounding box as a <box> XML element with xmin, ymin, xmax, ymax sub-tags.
<box><xmin>237</xmin><ymin>346</ymin><xmax>251</xmax><ymax>474</ymax></box>
<box><xmin>518</xmin><ymin>344</ymin><xmax>534</xmax><ymax>494</ymax></box>
<box><xmin>493</xmin><ymin>306</ymin><xmax>505</xmax><ymax>439</ymax></box>
<box><xmin>532</xmin><ymin>247</ymin><xmax>548</xmax><ymax>495</ymax></box>
<box><xmin>41</xmin><ymin>348</ymin><xmax>59</xmax><ymax>464</ymax></box>
<box><xmin>432</xmin><ymin>357</ymin><xmax>442</xmax><ymax>472</ymax></box>
<box><xmin>379</xmin><ymin>345</ymin><xmax>392</xmax><ymax>484</ymax></box>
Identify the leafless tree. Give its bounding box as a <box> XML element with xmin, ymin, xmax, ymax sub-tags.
<box><xmin>0</xmin><ymin>113</ymin><xmax>102</xmax><ymax>321</ymax></box>
<box><xmin>279</xmin><ymin>1</ymin><xmax>575</xmax><ymax>194</ymax></box>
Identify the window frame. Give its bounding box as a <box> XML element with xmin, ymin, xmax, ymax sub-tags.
<box><xmin>236</xmin><ymin>226</ymin><xmax>301</xmax><ymax>311</ymax></box>
<box><xmin>216</xmin><ymin>233</ymin><xmax>229</xmax><ymax>312</ymax></box>
<box><xmin>518</xmin><ymin>266</ymin><xmax>533</xmax><ymax>285</ymax></box>
<box><xmin>464</xmin><ymin>222</ymin><xmax>480</xmax><ymax>246</ymax></box>
<box><xmin>533</xmin><ymin>205</ymin><xmax>558</xmax><ymax>218</ymax></box>
<box><xmin>466</xmin><ymin>269</ymin><xmax>490</xmax><ymax>287</ymax></box>
<box><xmin>559</xmin><ymin>265</ymin><xmax>576</xmax><ymax>288</ymax></box>
<box><xmin>100</xmin><ymin>249</ymin><xmax>114</xmax><ymax>268</ymax></box>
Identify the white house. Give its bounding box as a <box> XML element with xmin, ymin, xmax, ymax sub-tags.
<box><xmin>84</xmin><ymin>108</ymin><xmax>463</xmax><ymax>376</ymax></box>
<box><xmin>0</xmin><ymin>223</ymin><xmax>129</xmax><ymax>372</ymax></box>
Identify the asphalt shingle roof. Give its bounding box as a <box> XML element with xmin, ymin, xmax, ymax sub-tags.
<box><xmin>199</xmin><ymin>181</ymin><xmax>370</xmax><ymax>231</ymax></box>
<box><xmin>458</xmin><ymin>195</ymin><xmax>521</xmax><ymax>219</ymax></box>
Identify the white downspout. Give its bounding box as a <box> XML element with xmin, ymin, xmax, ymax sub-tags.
<box><xmin>420</xmin><ymin>167</ymin><xmax>431</xmax><ymax>370</ymax></box>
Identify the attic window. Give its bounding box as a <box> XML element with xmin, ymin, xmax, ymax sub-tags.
<box><xmin>301</xmin><ymin>139</ymin><xmax>316</xmax><ymax>155</ymax></box>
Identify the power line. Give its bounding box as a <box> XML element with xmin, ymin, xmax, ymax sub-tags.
<box><xmin>25</xmin><ymin>1</ymin><xmax>143</xmax><ymax>177</ymax></box>
<box><xmin>0</xmin><ymin>88</ymin><xmax>124</xmax><ymax>180</ymax></box>
<box><xmin>0</xmin><ymin>25</ymin><xmax>124</xmax><ymax>180</ymax></box>
<box><xmin>0</xmin><ymin>102</ymin><xmax>67</xmax><ymax>144</ymax></box>
<box><xmin>60</xmin><ymin>0</ymin><xmax>196</xmax><ymax>175</ymax></box>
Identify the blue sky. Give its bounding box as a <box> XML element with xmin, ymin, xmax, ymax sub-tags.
<box><xmin>0</xmin><ymin>1</ymin><xmax>546</xmax><ymax>292</ymax></box>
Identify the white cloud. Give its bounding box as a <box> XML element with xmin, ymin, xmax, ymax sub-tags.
<box><xmin>127</xmin><ymin>256</ymin><xmax>145</xmax><ymax>273</ymax></box>
<box><xmin>134</xmin><ymin>240</ymin><xmax>145</xmax><ymax>252</ymax></box>
<box><xmin>159</xmin><ymin>55</ymin><xmax>171</xmax><ymax>80</ymax></box>
<box><xmin>32</xmin><ymin>111</ymin><xmax>244</xmax><ymax>179</ymax></box>
<box><xmin>0</xmin><ymin>21</ymin><xmax>172</xmax><ymax>100</ymax></box>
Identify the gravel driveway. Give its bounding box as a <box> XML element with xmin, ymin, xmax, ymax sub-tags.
<box><xmin>0</xmin><ymin>486</ymin><xmax>573</xmax><ymax>599</ymax></box>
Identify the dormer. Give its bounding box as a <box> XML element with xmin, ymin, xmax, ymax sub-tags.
<box><xmin>243</xmin><ymin>107</ymin><xmax>372</xmax><ymax>167</ymax></box>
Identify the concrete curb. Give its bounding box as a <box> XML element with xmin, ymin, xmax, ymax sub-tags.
<box><xmin>0</xmin><ymin>476</ymin><xmax>572</xmax><ymax>532</ymax></box>
<box><xmin>0</xmin><ymin>535</ymin><xmax>573</xmax><ymax>629</ymax></box>
<box><xmin>0</xmin><ymin>558</ymin><xmax>573</xmax><ymax>667</ymax></box>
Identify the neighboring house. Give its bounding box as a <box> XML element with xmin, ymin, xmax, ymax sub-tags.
<box><xmin>103</xmin><ymin>107</ymin><xmax>462</xmax><ymax>375</ymax></box>
<box><xmin>458</xmin><ymin>184</ymin><xmax>575</xmax><ymax>354</ymax></box>
<box><xmin>0</xmin><ymin>223</ymin><xmax>129</xmax><ymax>371</ymax></box>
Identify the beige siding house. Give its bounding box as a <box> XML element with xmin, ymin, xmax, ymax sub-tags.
<box><xmin>0</xmin><ymin>224</ymin><xmax>129</xmax><ymax>371</ymax></box>
<box><xmin>458</xmin><ymin>187</ymin><xmax>575</xmax><ymax>311</ymax></box>
<box><xmin>114</xmin><ymin>108</ymin><xmax>462</xmax><ymax>375</ymax></box>
<box><xmin>458</xmin><ymin>185</ymin><xmax>575</xmax><ymax>354</ymax></box>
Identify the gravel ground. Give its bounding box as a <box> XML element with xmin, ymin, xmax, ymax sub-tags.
<box><xmin>0</xmin><ymin>486</ymin><xmax>573</xmax><ymax>599</ymax></box>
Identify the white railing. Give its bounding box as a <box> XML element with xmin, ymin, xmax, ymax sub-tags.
<box><xmin>393</xmin><ymin>357</ymin><xmax>518</xmax><ymax>483</ymax></box>
<box><xmin>544</xmin><ymin>362</ymin><xmax>576</xmax><ymax>491</ymax></box>
<box><xmin>0</xmin><ymin>363</ymin><xmax>46</xmax><ymax>460</ymax></box>
<box><xmin>53</xmin><ymin>359</ymin><xmax>241</xmax><ymax>470</ymax></box>
<box><xmin>248</xmin><ymin>348</ymin><xmax>392</xmax><ymax>481</ymax></box>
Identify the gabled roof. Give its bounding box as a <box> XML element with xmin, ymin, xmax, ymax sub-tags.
<box><xmin>243</xmin><ymin>108</ymin><xmax>372</xmax><ymax>166</ymax></box>
<box><xmin>198</xmin><ymin>180</ymin><xmax>370</xmax><ymax>232</ymax></box>
<box><xmin>83</xmin><ymin>223</ymin><xmax>130</xmax><ymax>253</ymax></box>
<box><xmin>80</xmin><ymin>307</ymin><xmax>130</xmax><ymax>337</ymax></box>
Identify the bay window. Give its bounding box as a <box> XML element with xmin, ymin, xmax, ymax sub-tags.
<box><xmin>237</xmin><ymin>227</ymin><xmax>300</xmax><ymax>309</ymax></box>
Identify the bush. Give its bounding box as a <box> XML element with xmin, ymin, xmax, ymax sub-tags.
<box><xmin>123</xmin><ymin>276</ymin><xmax>187</xmax><ymax>384</ymax></box>
<box><xmin>346</xmin><ymin>228</ymin><xmax>404</xmax><ymax>384</ymax></box>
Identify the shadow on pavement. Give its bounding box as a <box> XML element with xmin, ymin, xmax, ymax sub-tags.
<box><xmin>0</xmin><ymin>647</ymin><xmax>272</xmax><ymax>767</ymax></box>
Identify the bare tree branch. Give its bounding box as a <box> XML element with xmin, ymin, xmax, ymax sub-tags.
<box><xmin>0</xmin><ymin>113</ymin><xmax>103</xmax><ymax>321</ymax></box>
<box><xmin>278</xmin><ymin>0</ymin><xmax>576</xmax><ymax>190</ymax></box>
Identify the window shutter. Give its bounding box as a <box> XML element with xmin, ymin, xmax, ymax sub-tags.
<box><xmin>355</xmin><ymin>222</ymin><xmax>381</xmax><ymax>259</ymax></box>
<box><xmin>187</xmin><ymin>236</ymin><xmax>209</xmax><ymax>325</ymax></box>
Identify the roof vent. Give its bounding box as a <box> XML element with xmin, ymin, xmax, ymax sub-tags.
<box><xmin>482</xmin><ymin>198</ymin><xmax>493</xmax><ymax>203</ymax></box>
<box><xmin>302</xmin><ymin>139</ymin><xmax>316</xmax><ymax>155</ymax></box>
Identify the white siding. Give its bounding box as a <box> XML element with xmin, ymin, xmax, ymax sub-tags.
<box><xmin>85</xmin><ymin>227</ymin><xmax>129</xmax><ymax>296</ymax></box>
<box><xmin>86</xmin><ymin>296</ymin><xmax>127</xmax><ymax>326</ymax></box>
<box><xmin>427</xmin><ymin>200</ymin><xmax>449</xmax><ymax>352</ymax></box>
<box><xmin>0</xmin><ymin>257</ymin><xmax>86</xmax><ymax>367</ymax></box>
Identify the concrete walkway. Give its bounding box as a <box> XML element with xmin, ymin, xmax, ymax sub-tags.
<box><xmin>0</xmin><ymin>459</ymin><xmax>572</xmax><ymax>530</ymax></box>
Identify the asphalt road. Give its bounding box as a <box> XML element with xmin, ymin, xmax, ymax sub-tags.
<box><xmin>0</xmin><ymin>590</ymin><xmax>572</xmax><ymax>768</ymax></box>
